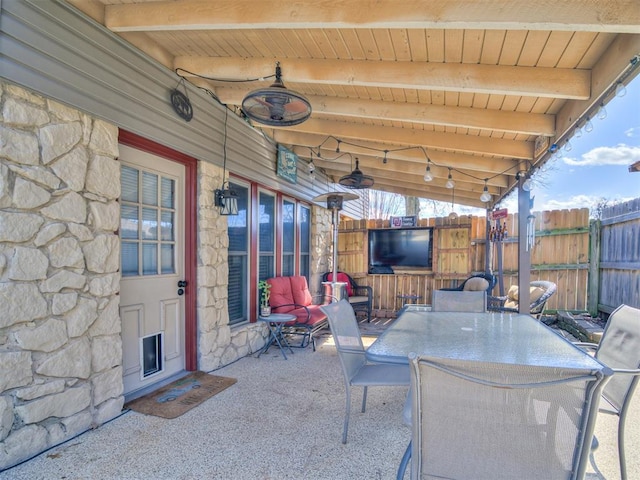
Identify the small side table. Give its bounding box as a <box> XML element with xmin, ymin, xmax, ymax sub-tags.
<box><xmin>396</xmin><ymin>294</ymin><xmax>423</xmax><ymax>310</ymax></box>
<box><xmin>258</xmin><ymin>313</ymin><xmax>296</xmax><ymax>359</ymax></box>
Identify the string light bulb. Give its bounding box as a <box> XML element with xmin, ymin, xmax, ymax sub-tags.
<box><xmin>480</xmin><ymin>180</ymin><xmax>492</xmax><ymax>202</ymax></box>
<box><xmin>383</xmin><ymin>150</ymin><xmax>388</xmax><ymax>164</ymax></box>
<box><xmin>596</xmin><ymin>103</ymin><xmax>607</xmax><ymax>120</ymax></box>
<box><xmin>445</xmin><ymin>168</ymin><xmax>455</xmax><ymax>189</ymax></box>
<box><xmin>564</xmin><ymin>140</ymin><xmax>572</xmax><ymax>152</ymax></box>
<box><xmin>584</xmin><ymin>118</ymin><xmax>594</xmax><ymax>133</ymax></box>
<box><xmin>574</xmin><ymin>126</ymin><xmax>582</xmax><ymax>138</ymax></box>
<box><xmin>423</xmin><ymin>164</ymin><xmax>433</xmax><ymax>182</ymax></box>
<box><xmin>335</xmin><ymin>139</ymin><xmax>341</xmax><ymax>153</ymax></box>
<box><xmin>615</xmin><ymin>82</ymin><xmax>627</xmax><ymax>97</ymax></box>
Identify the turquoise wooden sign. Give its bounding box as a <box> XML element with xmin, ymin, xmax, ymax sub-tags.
<box><xmin>277</xmin><ymin>145</ymin><xmax>298</xmax><ymax>184</ymax></box>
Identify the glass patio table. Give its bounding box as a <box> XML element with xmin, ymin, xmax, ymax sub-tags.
<box><xmin>365</xmin><ymin>310</ymin><xmax>607</xmax><ymax>371</ymax></box>
<box><xmin>372</xmin><ymin>311</ymin><xmax>612</xmax><ymax>480</ymax></box>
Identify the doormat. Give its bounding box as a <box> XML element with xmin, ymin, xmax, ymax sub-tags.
<box><xmin>125</xmin><ymin>371</ymin><xmax>237</xmax><ymax>419</ymax></box>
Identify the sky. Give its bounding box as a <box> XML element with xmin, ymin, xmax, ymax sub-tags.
<box><xmin>419</xmin><ymin>74</ymin><xmax>640</xmax><ymax>218</ymax></box>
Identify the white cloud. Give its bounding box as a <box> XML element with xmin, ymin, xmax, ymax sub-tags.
<box><xmin>563</xmin><ymin>144</ymin><xmax>640</xmax><ymax>167</ymax></box>
<box><xmin>539</xmin><ymin>194</ymin><xmax>634</xmax><ymax>212</ymax></box>
<box><xmin>625</xmin><ymin>127</ymin><xmax>640</xmax><ymax>138</ymax></box>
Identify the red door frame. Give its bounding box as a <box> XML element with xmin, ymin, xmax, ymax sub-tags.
<box><xmin>118</xmin><ymin>130</ymin><xmax>198</xmax><ymax>371</ymax></box>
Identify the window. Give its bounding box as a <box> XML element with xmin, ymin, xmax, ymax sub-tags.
<box><xmin>223</xmin><ymin>180</ymin><xmax>313</xmax><ymax>324</ymax></box>
<box><xmin>228</xmin><ymin>182</ymin><xmax>249</xmax><ymax>325</ymax></box>
<box><xmin>299</xmin><ymin>205</ymin><xmax>311</xmax><ymax>282</ymax></box>
<box><xmin>258</xmin><ymin>191</ymin><xmax>275</xmax><ymax>281</ymax></box>
<box><xmin>121</xmin><ymin>165</ymin><xmax>176</xmax><ymax>277</ymax></box>
<box><xmin>282</xmin><ymin>199</ymin><xmax>295</xmax><ymax>276</ymax></box>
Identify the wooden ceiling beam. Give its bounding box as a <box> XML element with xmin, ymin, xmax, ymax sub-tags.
<box><xmin>176</xmin><ymin>57</ymin><xmax>590</xmax><ymax>99</ymax></box>
<box><xmin>215</xmin><ymin>88</ymin><xmax>555</xmax><ymax>136</ymax></box>
<box><xmin>105</xmin><ymin>1</ymin><xmax>640</xmax><ymax>34</ymax></box>
<box><xmin>270</xmin><ymin>118</ymin><xmax>533</xmax><ymax>159</ymax></box>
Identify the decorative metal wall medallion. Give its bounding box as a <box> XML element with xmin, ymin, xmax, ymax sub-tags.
<box><xmin>170</xmin><ymin>86</ymin><xmax>193</xmax><ymax>122</ymax></box>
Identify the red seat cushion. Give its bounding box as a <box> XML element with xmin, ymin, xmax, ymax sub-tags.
<box><xmin>290</xmin><ymin>275</ymin><xmax>312</xmax><ymax>306</ymax></box>
<box><xmin>267</xmin><ymin>277</ymin><xmax>295</xmax><ymax>313</ymax></box>
<box><xmin>325</xmin><ymin>272</ymin><xmax>353</xmax><ymax>296</ymax></box>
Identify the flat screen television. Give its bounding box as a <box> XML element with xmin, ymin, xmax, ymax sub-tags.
<box><xmin>368</xmin><ymin>227</ymin><xmax>433</xmax><ymax>271</ymax></box>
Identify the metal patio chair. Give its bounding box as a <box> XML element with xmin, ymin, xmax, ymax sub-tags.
<box><xmin>431</xmin><ymin>290</ymin><xmax>487</xmax><ymax>312</ymax></box>
<box><xmin>439</xmin><ymin>272</ymin><xmax>496</xmax><ymax>295</ymax></box>
<box><xmin>398</xmin><ymin>354</ymin><xmax>608</xmax><ymax>480</ymax></box>
<box><xmin>322</xmin><ymin>271</ymin><xmax>373</xmax><ymax>322</ymax></box>
<box><xmin>320</xmin><ymin>299</ymin><xmax>410</xmax><ymax>444</ymax></box>
<box><xmin>488</xmin><ymin>280</ymin><xmax>557</xmax><ymax>318</ymax></box>
<box><xmin>575</xmin><ymin>304</ymin><xmax>640</xmax><ymax>480</ymax></box>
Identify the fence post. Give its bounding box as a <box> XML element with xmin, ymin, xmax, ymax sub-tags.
<box><xmin>587</xmin><ymin>219</ymin><xmax>601</xmax><ymax>316</ymax></box>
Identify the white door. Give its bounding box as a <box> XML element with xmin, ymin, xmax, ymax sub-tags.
<box><xmin>119</xmin><ymin>144</ymin><xmax>186</xmax><ymax>396</ymax></box>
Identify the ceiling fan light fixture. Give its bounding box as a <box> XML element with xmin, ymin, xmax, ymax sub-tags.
<box><xmin>339</xmin><ymin>159</ymin><xmax>375</xmax><ymax>189</ymax></box>
<box><xmin>241</xmin><ymin>62</ymin><xmax>312</xmax><ymax>126</ymax></box>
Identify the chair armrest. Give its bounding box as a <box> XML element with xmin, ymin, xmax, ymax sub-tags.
<box><xmin>271</xmin><ymin>303</ymin><xmax>311</xmax><ymax>322</ymax></box>
<box><xmin>439</xmin><ymin>287</ymin><xmax>463</xmax><ymax>292</ymax></box>
<box><xmin>609</xmin><ymin>367</ymin><xmax>640</xmax><ymax>376</ymax></box>
<box><xmin>311</xmin><ymin>293</ymin><xmax>334</xmax><ymax>305</ymax></box>
<box><xmin>573</xmin><ymin>342</ymin><xmax>598</xmax><ymax>350</ymax></box>
<box><xmin>487</xmin><ymin>295</ymin><xmax>509</xmax><ymax>311</ymax></box>
<box><xmin>352</xmin><ymin>285</ymin><xmax>373</xmax><ymax>297</ymax></box>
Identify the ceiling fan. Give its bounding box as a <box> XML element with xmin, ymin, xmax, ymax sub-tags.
<box><xmin>241</xmin><ymin>62</ymin><xmax>312</xmax><ymax>127</ymax></box>
<box><xmin>339</xmin><ymin>159</ymin><xmax>375</xmax><ymax>189</ymax></box>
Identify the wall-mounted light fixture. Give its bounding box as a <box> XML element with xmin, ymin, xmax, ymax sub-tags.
<box><xmin>215</xmin><ymin>109</ymin><xmax>238</xmax><ymax>215</ymax></box>
<box><xmin>214</xmin><ymin>185</ymin><xmax>238</xmax><ymax>215</ymax></box>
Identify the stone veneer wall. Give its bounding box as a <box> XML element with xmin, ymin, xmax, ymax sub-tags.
<box><xmin>310</xmin><ymin>207</ymin><xmax>332</xmax><ymax>295</ymax></box>
<box><xmin>0</xmin><ymin>82</ymin><xmax>123</xmax><ymax>469</ymax></box>
<box><xmin>196</xmin><ymin>162</ymin><xmax>268</xmax><ymax>371</ymax></box>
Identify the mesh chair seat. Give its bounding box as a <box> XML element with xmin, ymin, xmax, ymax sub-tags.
<box><xmin>321</xmin><ymin>299</ymin><xmax>410</xmax><ymax>444</ymax></box>
<box><xmin>574</xmin><ymin>304</ymin><xmax>640</xmax><ymax>480</ymax></box>
<box><xmin>400</xmin><ymin>354</ymin><xmax>607</xmax><ymax>480</ymax></box>
<box><xmin>431</xmin><ymin>290</ymin><xmax>486</xmax><ymax>312</ymax></box>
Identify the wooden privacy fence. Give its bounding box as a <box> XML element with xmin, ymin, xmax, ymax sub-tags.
<box><xmin>589</xmin><ymin>198</ymin><xmax>640</xmax><ymax>314</ymax></box>
<box><xmin>337</xmin><ymin>208</ymin><xmax>591</xmax><ymax>316</ymax></box>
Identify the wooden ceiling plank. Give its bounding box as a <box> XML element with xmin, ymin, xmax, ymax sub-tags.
<box><xmin>175</xmin><ymin>57</ymin><xmax>591</xmax><ymax>99</ymax></box>
<box><xmin>462</xmin><ymin>29</ymin><xmax>484</xmax><ymax>64</ymax></box>
<box><xmin>444</xmin><ymin>29</ymin><xmax>464</xmax><ymax>62</ymax></box>
<box><xmin>407</xmin><ymin>29</ymin><xmax>428</xmax><ymax>62</ymax></box>
<box><xmin>390</xmin><ymin>29</ymin><xmax>413</xmax><ymax>61</ymax></box>
<box><xmin>518</xmin><ymin>31</ymin><xmax>551</xmax><ymax>67</ymax></box>
<box><xmin>104</xmin><ymin>1</ymin><xmax>640</xmax><ymax>34</ymax></box>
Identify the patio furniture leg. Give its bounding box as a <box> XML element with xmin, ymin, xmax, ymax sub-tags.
<box><xmin>396</xmin><ymin>442</ymin><xmax>411</xmax><ymax>480</ymax></box>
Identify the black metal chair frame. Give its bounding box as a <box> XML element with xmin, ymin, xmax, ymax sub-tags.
<box><xmin>322</xmin><ymin>271</ymin><xmax>373</xmax><ymax>322</ymax></box>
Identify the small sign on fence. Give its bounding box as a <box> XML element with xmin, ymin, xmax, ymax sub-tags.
<box><xmin>390</xmin><ymin>216</ymin><xmax>417</xmax><ymax>228</ymax></box>
<box><xmin>491</xmin><ymin>208</ymin><xmax>508</xmax><ymax>220</ymax></box>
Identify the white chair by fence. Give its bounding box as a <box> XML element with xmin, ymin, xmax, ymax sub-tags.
<box><xmin>431</xmin><ymin>290</ymin><xmax>486</xmax><ymax>313</ymax></box>
<box><xmin>575</xmin><ymin>304</ymin><xmax>640</xmax><ymax>480</ymax></box>
<box><xmin>320</xmin><ymin>299</ymin><xmax>410</xmax><ymax>444</ymax></box>
<box><xmin>398</xmin><ymin>354</ymin><xmax>608</xmax><ymax>480</ymax></box>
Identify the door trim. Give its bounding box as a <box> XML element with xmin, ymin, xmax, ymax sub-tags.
<box><xmin>118</xmin><ymin>130</ymin><xmax>198</xmax><ymax>371</ymax></box>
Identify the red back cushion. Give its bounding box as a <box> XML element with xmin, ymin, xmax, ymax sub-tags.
<box><xmin>325</xmin><ymin>272</ymin><xmax>353</xmax><ymax>296</ymax></box>
<box><xmin>267</xmin><ymin>277</ymin><xmax>295</xmax><ymax>313</ymax></box>
<box><xmin>290</xmin><ymin>276</ymin><xmax>313</xmax><ymax>306</ymax></box>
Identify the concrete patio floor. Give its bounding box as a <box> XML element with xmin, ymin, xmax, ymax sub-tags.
<box><xmin>2</xmin><ymin>329</ymin><xmax>638</xmax><ymax>480</ymax></box>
